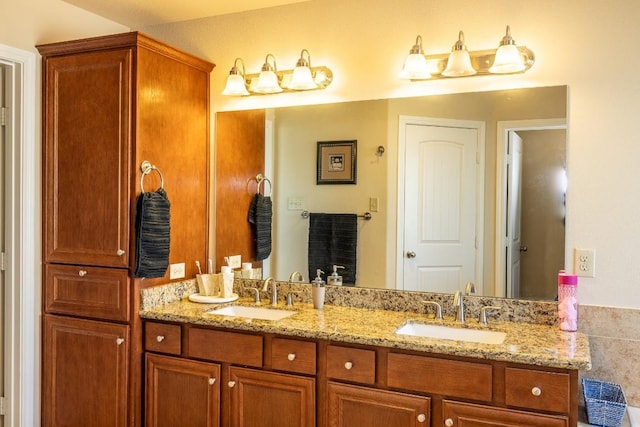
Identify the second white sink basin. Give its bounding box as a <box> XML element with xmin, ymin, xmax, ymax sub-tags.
<box><xmin>396</xmin><ymin>322</ymin><xmax>506</xmax><ymax>345</ymax></box>
<box><xmin>206</xmin><ymin>305</ymin><xmax>296</xmax><ymax>321</ymax></box>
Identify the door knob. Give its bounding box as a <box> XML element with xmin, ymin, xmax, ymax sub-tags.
<box><xmin>520</xmin><ymin>246</ymin><xmax>528</xmax><ymax>252</ymax></box>
<box><xmin>406</xmin><ymin>251</ymin><xmax>416</xmax><ymax>258</ymax></box>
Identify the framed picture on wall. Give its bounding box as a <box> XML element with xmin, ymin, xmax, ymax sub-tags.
<box><xmin>316</xmin><ymin>140</ymin><xmax>357</xmax><ymax>185</ymax></box>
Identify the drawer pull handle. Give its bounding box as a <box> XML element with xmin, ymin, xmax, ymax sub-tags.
<box><xmin>116</xmin><ymin>338</ymin><xmax>125</xmax><ymax>345</ymax></box>
<box><xmin>209</xmin><ymin>378</ymin><xmax>216</xmax><ymax>385</ymax></box>
<box><xmin>445</xmin><ymin>418</ymin><xmax>454</xmax><ymax>427</ymax></box>
<box><xmin>417</xmin><ymin>413</ymin><xmax>426</xmax><ymax>422</ymax></box>
<box><xmin>156</xmin><ymin>335</ymin><xmax>165</xmax><ymax>343</ymax></box>
<box><xmin>78</xmin><ymin>270</ymin><xmax>87</xmax><ymax>277</ymax></box>
<box><xmin>344</xmin><ymin>361</ymin><xmax>353</xmax><ymax>370</ymax></box>
<box><xmin>287</xmin><ymin>353</ymin><xmax>296</xmax><ymax>361</ymax></box>
<box><xmin>117</xmin><ymin>249</ymin><xmax>125</xmax><ymax>256</ymax></box>
<box><xmin>228</xmin><ymin>381</ymin><xmax>236</xmax><ymax>388</ymax></box>
<box><xmin>531</xmin><ymin>386</ymin><xmax>542</xmax><ymax>396</ymax></box>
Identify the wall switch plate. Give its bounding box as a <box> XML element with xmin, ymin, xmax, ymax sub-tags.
<box><xmin>369</xmin><ymin>197</ymin><xmax>379</xmax><ymax>212</ymax></box>
<box><xmin>169</xmin><ymin>262</ymin><xmax>185</xmax><ymax>279</ymax></box>
<box><xmin>574</xmin><ymin>248</ymin><xmax>596</xmax><ymax>277</ymax></box>
<box><xmin>227</xmin><ymin>255</ymin><xmax>241</xmax><ymax>269</ymax></box>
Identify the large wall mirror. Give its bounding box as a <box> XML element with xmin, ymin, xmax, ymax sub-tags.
<box><xmin>216</xmin><ymin>85</ymin><xmax>567</xmax><ymax>301</ymax></box>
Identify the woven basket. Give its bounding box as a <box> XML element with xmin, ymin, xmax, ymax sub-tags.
<box><xmin>582</xmin><ymin>378</ymin><xmax>627</xmax><ymax>427</ymax></box>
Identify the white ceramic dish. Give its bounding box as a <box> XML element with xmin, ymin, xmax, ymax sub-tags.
<box><xmin>188</xmin><ymin>293</ymin><xmax>239</xmax><ymax>304</ymax></box>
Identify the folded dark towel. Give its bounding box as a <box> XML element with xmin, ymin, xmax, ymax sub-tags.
<box><xmin>134</xmin><ymin>189</ymin><xmax>171</xmax><ymax>278</ymax></box>
<box><xmin>308</xmin><ymin>213</ymin><xmax>357</xmax><ymax>285</ymax></box>
<box><xmin>248</xmin><ymin>193</ymin><xmax>272</xmax><ymax>261</ymax></box>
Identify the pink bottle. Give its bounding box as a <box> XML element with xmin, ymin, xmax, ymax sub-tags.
<box><xmin>557</xmin><ymin>271</ymin><xmax>578</xmax><ymax>331</ymax></box>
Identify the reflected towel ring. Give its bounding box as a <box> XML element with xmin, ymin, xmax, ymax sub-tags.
<box><xmin>140</xmin><ymin>160</ymin><xmax>164</xmax><ymax>193</ymax></box>
<box><xmin>256</xmin><ymin>173</ymin><xmax>272</xmax><ymax>197</ymax></box>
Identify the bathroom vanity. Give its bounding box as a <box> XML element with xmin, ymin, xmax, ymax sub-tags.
<box><xmin>140</xmin><ymin>282</ymin><xmax>590</xmax><ymax>427</ymax></box>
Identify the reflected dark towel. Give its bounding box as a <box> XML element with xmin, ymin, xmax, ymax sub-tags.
<box><xmin>134</xmin><ymin>188</ymin><xmax>170</xmax><ymax>278</ymax></box>
<box><xmin>308</xmin><ymin>213</ymin><xmax>357</xmax><ymax>285</ymax></box>
<box><xmin>248</xmin><ymin>193</ymin><xmax>272</xmax><ymax>261</ymax></box>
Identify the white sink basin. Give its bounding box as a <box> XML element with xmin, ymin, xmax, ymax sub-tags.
<box><xmin>205</xmin><ymin>305</ymin><xmax>296</xmax><ymax>321</ymax></box>
<box><xmin>395</xmin><ymin>322</ymin><xmax>506</xmax><ymax>345</ymax></box>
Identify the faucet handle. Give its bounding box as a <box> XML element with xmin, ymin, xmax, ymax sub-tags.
<box><xmin>422</xmin><ymin>301</ymin><xmax>443</xmax><ymax>320</ymax></box>
<box><xmin>251</xmin><ymin>288</ymin><xmax>261</xmax><ymax>303</ymax></box>
<box><xmin>479</xmin><ymin>306</ymin><xmax>501</xmax><ymax>325</ymax></box>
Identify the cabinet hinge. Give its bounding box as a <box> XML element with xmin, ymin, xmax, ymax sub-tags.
<box><xmin>0</xmin><ymin>396</ymin><xmax>6</xmax><ymax>415</ymax></box>
<box><xmin>1</xmin><ymin>107</ymin><xmax>7</xmax><ymax>127</ymax></box>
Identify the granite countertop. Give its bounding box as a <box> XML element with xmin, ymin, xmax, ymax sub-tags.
<box><xmin>140</xmin><ymin>295</ymin><xmax>591</xmax><ymax>371</ymax></box>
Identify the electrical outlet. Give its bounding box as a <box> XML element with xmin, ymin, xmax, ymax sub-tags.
<box><xmin>574</xmin><ymin>248</ymin><xmax>596</xmax><ymax>278</ymax></box>
<box><xmin>227</xmin><ymin>255</ymin><xmax>241</xmax><ymax>269</ymax></box>
<box><xmin>287</xmin><ymin>197</ymin><xmax>304</xmax><ymax>210</ymax></box>
<box><xmin>369</xmin><ymin>197</ymin><xmax>379</xmax><ymax>212</ymax></box>
<box><xmin>169</xmin><ymin>262</ymin><xmax>185</xmax><ymax>279</ymax></box>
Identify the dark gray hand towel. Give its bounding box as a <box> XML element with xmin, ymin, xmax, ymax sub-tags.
<box><xmin>248</xmin><ymin>193</ymin><xmax>272</xmax><ymax>261</ymax></box>
<box><xmin>308</xmin><ymin>213</ymin><xmax>357</xmax><ymax>285</ymax></box>
<box><xmin>134</xmin><ymin>188</ymin><xmax>171</xmax><ymax>278</ymax></box>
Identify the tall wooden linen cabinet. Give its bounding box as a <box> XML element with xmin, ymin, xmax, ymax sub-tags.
<box><xmin>37</xmin><ymin>32</ymin><xmax>213</xmax><ymax>426</ymax></box>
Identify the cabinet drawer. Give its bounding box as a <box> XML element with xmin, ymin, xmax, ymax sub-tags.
<box><xmin>326</xmin><ymin>345</ymin><xmax>375</xmax><ymax>385</ymax></box>
<box><xmin>45</xmin><ymin>264</ymin><xmax>129</xmax><ymax>322</ymax></box>
<box><xmin>271</xmin><ymin>337</ymin><xmax>316</xmax><ymax>375</ymax></box>
<box><xmin>145</xmin><ymin>322</ymin><xmax>181</xmax><ymax>355</ymax></box>
<box><xmin>443</xmin><ymin>400</ymin><xmax>569</xmax><ymax>427</ymax></box>
<box><xmin>505</xmin><ymin>367</ymin><xmax>570</xmax><ymax>413</ymax></box>
<box><xmin>387</xmin><ymin>353</ymin><xmax>493</xmax><ymax>402</ymax></box>
<box><xmin>188</xmin><ymin>328</ymin><xmax>263</xmax><ymax>367</ymax></box>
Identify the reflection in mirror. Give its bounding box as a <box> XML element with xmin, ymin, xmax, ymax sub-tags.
<box><xmin>217</xmin><ymin>85</ymin><xmax>567</xmax><ymax>300</ymax></box>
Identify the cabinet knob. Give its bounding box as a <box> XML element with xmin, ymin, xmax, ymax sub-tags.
<box><xmin>445</xmin><ymin>418</ymin><xmax>454</xmax><ymax>427</ymax></box>
<box><xmin>228</xmin><ymin>381</ymin><xmax>236</xmax><ymax>388</ymax></box>
<box><xmin>117</xmin><ymin>249</ymin><xmax>125</xmax><ymax>256</ymax></box>
<box><xmin>531</xmin><ymin>386</ymin><xmax>542</xmax><ymax>396</ymax></box>
<box><xmin>116</xmin><ymin>338</ymin><xmax>125</xmax><ymax>345</ymax></box>
<box><xmin>78</xmin><ymin>270</ymin><xmax>88</xmax><ymax>277</ymax></box>
<box><xmin>287</xmin><ymin>353</ymin><xmax>296</xmax><ymax>361</ymax></box>
<box><xmin>344</xmin><ymin>361</ymin><xmax>353</xmax><ymax>370</ymax></box>
<box><xmin>417</xmin><ymin>413</ymin><xmax>426</xmax><ymax>422</ymax></box>
<box><xmin>208</xmin><ymin>378</ymin><xmax>216</xmax><ymax>385</ymax></box>
<box><xmin>156</xmin><ymin>335</ymin><xmax>165</xmax><ymax>343</ymax></box>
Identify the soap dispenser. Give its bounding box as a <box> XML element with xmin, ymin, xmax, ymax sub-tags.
<box><xmin>327</xmin><ymin>265</ymin><xmax>345</xmax><ymax>286</ymax></box>
<box><xmin>311</xmin><ymin>269</ymin><xmax>325</xmax><ymax>309</ymax></box>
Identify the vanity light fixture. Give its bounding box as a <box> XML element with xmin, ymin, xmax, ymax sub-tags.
<box><xmin>254</xmin><ymin>53</ymin><xmax>283</xmax><ymax>94</ymax></box>
<box><xmin>400</xmin><ymin>25</ymin><xmax>534</xmax><ymax>80</ymax></box>
<box><xmin>442</xmin><ymin>31</ymin><xmax>477</xmax><ymax>77</ymax></box>
<box><xmin>222</xmin><ymin>49</ymin><xmax>333</xmax><ymax>96</ymax></box>
<box><xmin>221</xmin><ymin>58</ymin><xmax>251</xmax><ymax>96</ymax></box>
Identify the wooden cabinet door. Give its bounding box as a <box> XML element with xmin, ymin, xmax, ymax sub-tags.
<box><xmin>228</xmin><ymin>366</ymin><xmax>315</xmax><ymax>427</ymax></box>
<box><xmin>442</xmin><ymin>400</ymin><xmax>569</xmax><ymax>427</ymax></box>
<box><xmin>145</xmin><ymin>354</ymin><xmax>220</xmax><ymax>427</ymax></box>
<box><xmin>43</xmin><ymin>314</ymin><xmax>129</xmax><ymax>427</ymax></box>
<box><xmin>43</xmin><ymin>48</ymin><xmax>131</xmax><ymax>268</ymax></box>
<box><xmin>327</xmin><ymin>381</ymin><xmax>430</xmax><ymax>427</ymax></box>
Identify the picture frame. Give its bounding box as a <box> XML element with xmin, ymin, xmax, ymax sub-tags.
<box><xmin>316</xmin><ymin>140</ymin><xmax>357</xmax><ymax>185</ymax></box>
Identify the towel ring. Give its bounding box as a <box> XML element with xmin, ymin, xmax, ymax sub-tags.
<box><xmin>140</xmin><ymin>160</ymin><xmax>164</xmax><ymax>193</ymax></box>
<box><xmin>256</xmin><ymin>173</ymin><xmax>272</xmax><ymax>197</ymax></box>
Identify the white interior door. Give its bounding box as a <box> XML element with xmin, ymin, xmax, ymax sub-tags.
<box><xmin>506</xmin><ymin>131</ymin><xmax>523</xmax><ymax>298</ymax></box>
<box><xmin>401</xmin><ymin>120</ymin><xmax>481</xmax><ymax>293</ymax></box>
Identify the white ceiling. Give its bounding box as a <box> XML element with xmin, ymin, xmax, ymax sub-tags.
<box><xmin>63</xmin><ymin>0</ymin><xmax>310</xmax><ymax>28</ymax></box>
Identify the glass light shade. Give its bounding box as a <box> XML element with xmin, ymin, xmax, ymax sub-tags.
<box><xmin>254</xmin><ymin>70</ymin><xmax>282</xmax><ymax>93</ymax></box>
<box><xmin>489</xmin><ymin>44</ymin><xmax>525</xmax><ymax>73</ymax></box>
<box><xmin>400</xmin><ymin>53</ymin><xmax>431</xmax><ymax>80</ymax></box>
<box><xmin>222</xmin><ymin>74</ymin><xmax>250</xmax><ymax>96</ymax></box>
<box><xmin>442</xmin><ymin>50</ymin><xmax>476</xmax><ymax>77</ymax></box>
<box><xmin>289</xmin><ymin>65</ymin><xmax>317</xmax><ymax>90</ymax></box>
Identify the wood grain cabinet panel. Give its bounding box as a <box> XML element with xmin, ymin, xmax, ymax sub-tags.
<box><xmin>326</xmin><ymin>344</ymin><xmax>376</xmax><ymax>385</ymax></box>
<box><xmin>188</xmin><ymin>328</ymin><xmax>263</xmax><ymax>367</ymax></box>
<box><xmin>144</xmin><ymin>322</ymin><xmax>181</xmax><ymax>355</ymax></box>
<box><xmin>442</xmin><ymin>400</ymin><xmax>569</xmax><ymax>427</ymax></box>
<box><xmin>270</xmin><ymin>337</ymin><xmax>316</xmax><ymax>375</ymax></box>
<box><xmin>45</xmin><ymin>263</ymin><xmax>130</xmax><ymax>321</ymax></box>
<box><xmin>327</xmin><ymin>381</ymin><xmax>430</xmax><ymax>427</ymax></box>
<box><xmin>505</xmin><ymin>367</ymin><xmax>570</xmax><ymax>413</ymax></box>
<box><xmin>145</xmin><ymin>353</ymin><xmax>220</xmax><ymax>427</ymax></box>
<box><xmin>387</xmin><ymin>352</ymin><xmax>493</xmax><ymax>402</ymax></box>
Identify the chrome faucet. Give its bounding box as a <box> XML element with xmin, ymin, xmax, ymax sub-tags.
<box><xmin>262</xmin><ymin>277</ymin><xmax>278</xmax><ymax>306</ymax></box>
<box><xmin>422</xmin><ymin>300</ymin><xmax>443</xmax><ymax>320</ymax></box>
<box><xmin>454</xmin><ymin>282</ymin><xmax>476</xmax><ymax>324</ymax></box>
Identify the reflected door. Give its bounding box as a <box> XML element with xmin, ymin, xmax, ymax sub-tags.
<box><xmin>506</xmin><ymin>131</ymin><xmax>523</xmax><ymax>298</ymax></box>
<box><xmin>402</xmin><ymin>121</ymin><xmax>479</xmax><ymax>293</ymax></box>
